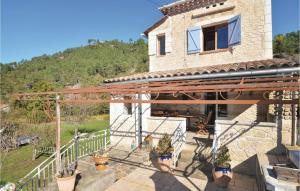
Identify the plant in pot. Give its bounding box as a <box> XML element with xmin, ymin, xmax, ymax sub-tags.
<box><xmin>56</xmin><ymin>165</ymin><xmax>76</xmax><ymax>191</ymax></box>
<box><xmin>212</xmin><ymin>146</ymin><xmax>232</xmax><ymax>188</ymax></box>
<box><xmin>92</xmin><ymin>149</ymin><xmax>109</xmax><ymax>171</ymax></box>
<box><xmin>155</xmin><ymin>134</ymin><xmax>174</xmax><ymax>173</ymax></box>
<box><xmin>144</xmin><ymin>134</ymin><xmax>153</xmax><ymax>151</ymax></box>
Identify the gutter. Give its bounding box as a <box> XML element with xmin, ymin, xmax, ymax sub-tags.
<box><xmin>106</xmin><ymin>67</ymin><xmax>300</xmax><ymax>84</ymax></box>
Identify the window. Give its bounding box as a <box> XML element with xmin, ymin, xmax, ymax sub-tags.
<box><xmin>123</xmin><ymin>96</ymin><xmax>132</xmax><ymax>115</ymax></box>
<box><xmin>157</xmin><ymin>34</ymin><xmax>166</xmax><ymax>56</ymax></box>
<box><xmin>201</xmin><ymin>15</ymin><xmax>241</xmax><ymax>52</ymax></box>
<box><xmin>203</xmin><ymin>24</ymin><xmax>228</xmax><ymax>51</ymax></box>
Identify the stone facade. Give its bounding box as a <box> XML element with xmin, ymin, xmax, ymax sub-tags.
<box><xmin>215</xmin><ymin>120</ymin><xmax>279</xmax><ymax>175</ymax></box>
<box><xmin>214</xmin><ymin>91</ymin><xmax>299</xmax><ymax>176</ymax></box>
<box><xmin>148</xmin><ymin>0</ymin><xmax>273</xmax><ymax>72</ymax></box>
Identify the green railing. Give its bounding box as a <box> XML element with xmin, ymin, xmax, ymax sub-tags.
<box><xmin>16</xmin><ymin>129</ymin><xmax>110</xmax><ymax>191</ymax></box>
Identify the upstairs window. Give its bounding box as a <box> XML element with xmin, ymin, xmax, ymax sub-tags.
<box><xmin>157</xmin><ymin>34</ymin><xmax>166</xmax><ymax>56</ymax></box>
<box><xmin>200</xmin><ymin>15</ymin><xmax>241</xmax><ymax>52</ymax></box>
<box><xmin>203</xmin><ymin>24</ymin><xmax>228</xmax><ymax>51</ymax></box>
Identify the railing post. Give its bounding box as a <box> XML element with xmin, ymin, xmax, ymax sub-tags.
<box><xmin>75</xmin><ymin>129</ymin><xmax>79</xmax><ymax>165</ymax></box>
<box><xmin>104</xmin><ymin>130</ymin><xmax>107</xmax><ymax>150</ymax></box>
<box><xmin>37</xmin><ymin>167</ymin><xmax>41</xmax><ymax>188</ymax></box>
<box><xmin>55</xmin><ymin>95</ymin><xmax>61</xmax><ymax>175</ymax></box>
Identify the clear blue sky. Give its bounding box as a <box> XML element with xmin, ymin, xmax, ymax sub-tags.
<box><xmin>1</xmin><ymin>0</ymin><xmax>299</xmax><ymax>63</ymax></box>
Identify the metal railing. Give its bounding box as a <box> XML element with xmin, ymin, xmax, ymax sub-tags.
<box><xmin>16</xmin><ymin>129</ymin><xmax>109</xmax><ymax>191</ymax></box>
<box><xmin>171</xmin><ymin>122</ymin><xmax>186</xmax><ymax>167</ymax></box>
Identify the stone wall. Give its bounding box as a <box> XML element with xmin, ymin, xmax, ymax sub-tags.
<box><xmin>148</xmin><ymin>0</ymin><xmax>273</xmax><ymax>72</ymax></box>
<box><xmin>214</xmin><ymin>90</ymin><xmax>298</xmax><ymax>176</ymax></box>
<box><xmin>215</xmin><ymin>120</ymin><xmax>278</xmax><ymax>176</ymax></box>
<box><xmin>268</xmin><ymin>91</ymin><xmax>299</xmax><ymax>145</ymax></box>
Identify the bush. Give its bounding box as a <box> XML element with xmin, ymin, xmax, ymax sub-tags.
<box><xmin>214</xmin><ymin>146</ymin><xmax>231</xmax><ymax>168</ymax></box>
<box><xmin>156</xmin><ymin>134</ymin><xmax>174</xmax><ymax>156</ymax></box>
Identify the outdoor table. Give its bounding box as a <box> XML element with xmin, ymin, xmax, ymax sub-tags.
<box><xmin>177</xmin><ymin>115</ymin><xmax>198</xmax><ymax>131</ymax></box>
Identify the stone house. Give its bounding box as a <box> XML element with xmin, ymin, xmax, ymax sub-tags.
<box><xmin>104</xmin><ymin>0</ymin><xmax>299</xmax><ymax>175</ymax></box>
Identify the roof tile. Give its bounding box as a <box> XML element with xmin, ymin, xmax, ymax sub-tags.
<box><xmin>104</xmin><ymin>59</ymin><xmax>297</xmax><ymax>83</ymax></box>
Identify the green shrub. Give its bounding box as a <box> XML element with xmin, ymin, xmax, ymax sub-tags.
<box><xmin>214</xmin><ymin>146</ymin><xmax>231</xmax><ymax>168</ymax></box>
<box><xmin>156</xmin><ymin>134</ymin><xmax>174</xmax><ymax>156</ymax></box>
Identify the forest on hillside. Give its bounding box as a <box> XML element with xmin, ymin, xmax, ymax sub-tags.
<box><xmin>0</xmin><ymin>39</ymin><xmax>148</xmax><ymax>102</ymax></box>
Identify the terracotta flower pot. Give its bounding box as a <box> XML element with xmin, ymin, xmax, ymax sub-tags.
<box><xmin>56</xmin><ymin>174</ymin><xmax>76</xmax><ymax>191</ymax></box>
<box><xmin>93</xmin><ymin>156</ymin><xmax>109</xmax><ymax>165</ymax></box>
<box><xmin>212</xmin><ymin>166</ymin><xmax>232</xmax><ymax>188</ymax></box>
<box><xmin>93</xmin><ymin>156</ymin><xmax>109</xmax><ymax>171</ymax></box>
<box><xmin>157</xmin><ymin>154</ymin><xmax>172</xmax><ymax>172</ymax></box>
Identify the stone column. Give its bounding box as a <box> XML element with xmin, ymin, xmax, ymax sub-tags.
<box><xmin>268</xmin><ymin>91</ymin><xmax>299</xmax><ymax>146</ymax></box>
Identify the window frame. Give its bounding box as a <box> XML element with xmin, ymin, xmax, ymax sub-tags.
<box><xmin>156</xmin><ymin>33</ymin><xmax>166</xmax><ymax>56</ymax></box>
<box><xmin>202</xmin><ymin>23</ymin><xmax>229</xmax><ymax>52</ymax></box>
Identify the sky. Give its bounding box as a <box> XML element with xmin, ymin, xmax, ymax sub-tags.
<box><xmin>1</xmin><ymin>0</ymin><xmax>299</xmax><ymax>64</ymax></box>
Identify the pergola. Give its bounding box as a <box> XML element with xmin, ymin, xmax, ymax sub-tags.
<box><xmin>14</xmin><ymin>73</ymin><xmax>299</xmax><ymax>174</ymax></box>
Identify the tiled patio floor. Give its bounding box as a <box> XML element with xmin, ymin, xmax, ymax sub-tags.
<box><xmin>105</xmin><ymin>167</ymin><xmax>258</xmax><ymax>191</ymax></box>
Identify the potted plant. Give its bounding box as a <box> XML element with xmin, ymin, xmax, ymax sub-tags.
<box><xmin>155</xmin><ymin>134</ymin><xmax>174</xmax><ymax>172</ymax></box>
<box><xmin>92</xmin><ymin>149</ymin><xmax>109</xmax><ymax>171</ymax></box>
<box><xmin>56</xmin><ymin>165</ymin><xmax>76</xmax><ymax>191</ymax></box>
<box><xmin>212</xmin><ymin>146</ymin><xmax>232</xmax><ymax>188</ymax></box>
<box><xmin>144</xmin><ymin>135</ymin><xmax>153</xmax><ymax>151</ymax></box>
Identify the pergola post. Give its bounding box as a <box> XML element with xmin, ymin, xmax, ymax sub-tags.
<box><xmin>215</xmin><ymin>92</ymin><xmax>218</xmax><ymax>121</ymax></box>
<box><xmin>55</xmin><ymin>95</ymin><xmax>61</xmax><ymax>174</ymax></box>
<box><xmin>291</xmin><ymin>91</ymin><xmax>297</xmax><ymax>146</ymax></box>
<box><xmin>137</xmin><ymin>94</ymin><xmax>142</xmax><ymax>147</ymax></box>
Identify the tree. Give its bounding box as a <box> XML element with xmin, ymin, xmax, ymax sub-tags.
<box><xmin>273</xmin><ymin>31</ymin><xmax>300</xmax><ymax>55</ymax></box>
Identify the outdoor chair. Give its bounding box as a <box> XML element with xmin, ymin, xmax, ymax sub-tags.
<box><xmin>196</xmin><ymin>111</ymin><xmax>213</xmax><ymax>134</ymax></box>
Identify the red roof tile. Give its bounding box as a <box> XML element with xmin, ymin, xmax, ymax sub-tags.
<box><xmin>104</xmin><ymin>59</ymin><xmax>298</xmax><ymax>83</ymax></box>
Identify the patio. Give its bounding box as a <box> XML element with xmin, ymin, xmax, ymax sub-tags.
<box><xmin>105</xmin><ymin>166</ymin><xmax>258</xmax><ymax>191</ymax></box>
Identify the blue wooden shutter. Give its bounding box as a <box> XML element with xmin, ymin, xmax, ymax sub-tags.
<box><xmin>187</xmin><ymin>27</ymin><xmax>201</xmax><ymax>53</ymax></box>
<box><xmin>228</xmin><ymin>15</ymin><xmax>241</xmax><ymax>47</ymax></box>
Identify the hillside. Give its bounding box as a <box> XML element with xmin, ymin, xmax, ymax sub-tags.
<box><xmin>1</xmin><ymin>30</ymin><xmax>299</xmax><ymax>102</ymax></box>
<box><xmin>0</xmin><ymin>39</ymin><xmax>148</xmax><ymax>101</ymax></box>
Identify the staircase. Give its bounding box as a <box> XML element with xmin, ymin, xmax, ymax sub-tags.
<box><xmin>174</xmin><ymin>132</ymin><xmax>214</xmax><ymax>180</ymax></box>
<box><xmin>44</xmin><ymin>147</ymin><xmax>151</xmax><ymax>191</ymax></box>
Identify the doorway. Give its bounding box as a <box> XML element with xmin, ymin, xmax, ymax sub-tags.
<box><xmin>205</xmin><ymin>92</ymin><xmax>228</xmax><ymax>125</ymax></box>
<box><xmin>205</xmin><ymin>93</ymin><xmax>216</xmax><ymax>125</ymax></box>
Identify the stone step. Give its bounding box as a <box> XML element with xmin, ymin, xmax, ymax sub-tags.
<box><xmin>174</xmin><ymin>162</ymin><xmax>212</xmax><ymax>180</ymax></box>
<box><xmin>179</xmin><ymin>147</ymin><xmax>213</xmax><ymax>163</ymax></box>
<box><xmin>186</xmin><ymin>132</ymin><xmax>214</xmax><ymax>144</ymax></box>
<box><xmin>108</xmin><ymin>147</ymin><xmax>150</xmax><ymax>166</ymax></box>
<box><xmin>45</xmin><ymin>161</ymin><xmax>115</xmax><ymax>191</ymax></box>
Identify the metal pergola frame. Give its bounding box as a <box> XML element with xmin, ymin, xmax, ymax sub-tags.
<box><xmin>15</xmin><ymin>75</ymin><xmax>299</xmax><ymax>104</ymax></box>
<box><xmin>14</xmin><ymin>74</ymin><xmax>300</xmax><ymax>174</ymax></box>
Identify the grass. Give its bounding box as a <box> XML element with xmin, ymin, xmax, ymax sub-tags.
<box><xmin>0</xmin><ymin>115</ymin><xmax>109</xmax><ymax>184</ymax></box>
